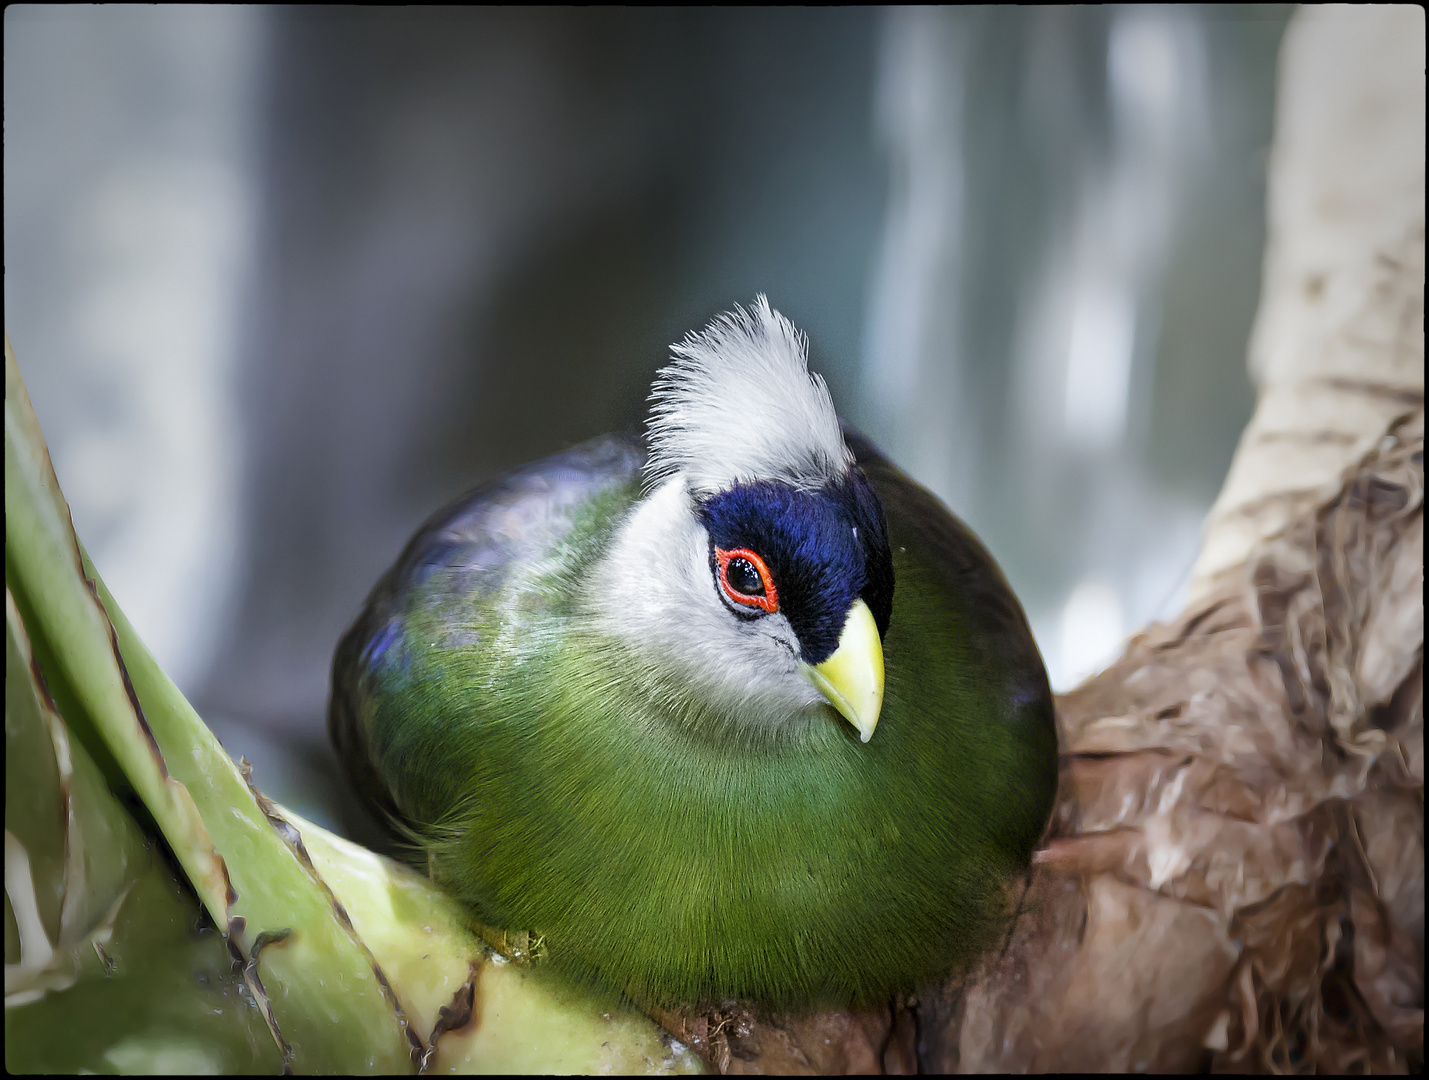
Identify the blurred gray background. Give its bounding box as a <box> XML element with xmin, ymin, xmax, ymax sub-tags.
<box><xmin>5</xmin><ymin>5</ymin><xmax>1291</xmax><ymax>836</ymax></box>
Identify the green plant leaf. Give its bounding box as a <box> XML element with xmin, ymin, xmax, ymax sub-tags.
<box><xmin>5</xmin><ymin>337</ymin><xmax>701</xmax><ymax>1074</ymax></box>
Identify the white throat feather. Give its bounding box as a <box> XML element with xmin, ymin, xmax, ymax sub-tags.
<box><xmin>644</xmin><ymin>296</ymin><xmax>853</xmax><ymax>497</ymax></box>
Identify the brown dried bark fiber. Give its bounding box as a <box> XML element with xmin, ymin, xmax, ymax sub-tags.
<box><xmin>967</xmin><ymin>410</ymin><xmax>1422</xmax><ymax>1074</ymax></box>
<box><xmin>650</xmin><ymin>9</ymin><xmax>1424</xmax><ymax>1070</ymax></box>
<box><xmin>655</xmin><ymin>412</ymin><xmax>1423</xmax><ymax>1075</ymax></box>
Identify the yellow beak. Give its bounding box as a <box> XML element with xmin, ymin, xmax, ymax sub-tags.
<box><xmin>801</xmin><ymin>598</ymin><xmax>885</xmax><ymax>743</ymax></box>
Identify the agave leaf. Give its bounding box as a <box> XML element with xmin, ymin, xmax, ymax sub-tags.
<box><xmin>285</xmin><ymin>807</ymin><xmax>701</xmax><ymax>1074</ymax></box>
<box><xmin>7</xmin><ymin>336</ymin><xmax>423</xmax><ymax>1069</ymax></box>
<box><xmin>6</xmin><ymin>585</ymin><xmax>283</xmax><ymax>1072</ymax></box>
<box><xmin>5</xmin><ymin>337</ymin><xmax>701</xmax><ymax>1073</ymax></box>
<box><xmin>6</xmin><ymin>586</ymin><xmax>147</xmax><ymax>1003</ymax></box>
<box><xmin>6</xmin><ymin>590</ymin><xmax>70</xmax><ymax>957</ymax></box>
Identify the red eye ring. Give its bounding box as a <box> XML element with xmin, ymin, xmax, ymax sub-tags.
<box><xmin>714</xmin><ymin>546</ymin><xmax>779</xmax><ymax>614</ymax></box>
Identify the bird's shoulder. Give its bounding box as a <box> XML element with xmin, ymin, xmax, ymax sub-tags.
<box><xmin>843</xmin><ymin>424</ymin><xmax>1045</xmax><ymax>678</ymax></box>
<box><xmin>328</xmin><ymin>432</ymin><xmax>645</xmax><ymax>816</ymax></box>
<box><xmin>384</xmin><ymin>432</ymin><xmax>645</xmax><ymax>612</ymax></box>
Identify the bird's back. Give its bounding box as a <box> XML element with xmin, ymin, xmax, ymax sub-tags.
<box><xmin>329</xmin><ymin>433</ymin><xmax>646</xmax><ymax>824</ymax></box>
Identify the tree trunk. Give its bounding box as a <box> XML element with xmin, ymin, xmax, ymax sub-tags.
<box><xmin>656</xmin><ymin>7</ymin><xmax>1425</xmax><ymax>1072</ymax></box>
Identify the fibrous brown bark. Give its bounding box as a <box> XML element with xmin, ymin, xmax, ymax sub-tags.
<box><xmin>948</xmin><ymin>409</ymin><xmax>1422</xmax><ymax>1072</ymax></box>
<box><xmin>656</xmin><ymin>7</ymin><xmax>1425</xmax><ymax>1073</ymax></box>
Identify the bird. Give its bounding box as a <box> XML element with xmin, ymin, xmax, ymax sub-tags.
<box><xmin>329</xmin><ymin>296</ymin><xmax>1058</xmax><ymax>1011</ymax></box>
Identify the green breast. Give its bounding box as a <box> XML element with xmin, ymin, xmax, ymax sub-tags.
<box><xmin>354</xmin><ymin>444</ymin><xmax>1057</xmax><ymax>1009</ymax></box>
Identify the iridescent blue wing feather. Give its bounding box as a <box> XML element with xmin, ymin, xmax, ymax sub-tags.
<box><xmin>329</xmin><ymin>433</ymin><xmax>645</xmax><ymax>825</ymax></box>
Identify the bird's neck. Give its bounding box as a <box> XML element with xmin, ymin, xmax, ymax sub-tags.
<box><xmin>576</xmin><ymin>478</ymin><xmax>828</xmax><ymax>750</ymax></box>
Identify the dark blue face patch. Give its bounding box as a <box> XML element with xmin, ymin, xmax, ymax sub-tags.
<box><xmin>697</xmin><ymin>468</ymin><xmax>894</xmax><ymax>665</ymax></box>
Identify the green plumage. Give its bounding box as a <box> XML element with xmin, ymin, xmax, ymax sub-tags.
<box><xmin>332</xmin><ymin>430</ymin><xmax>1057</xmax><ymax>1009</ymax></box>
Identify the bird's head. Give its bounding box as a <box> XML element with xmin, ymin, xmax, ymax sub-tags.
<box><xmin>588</xmin><ymin>297</ymin><xmax>894</xmax><ymax>743</ymax></box>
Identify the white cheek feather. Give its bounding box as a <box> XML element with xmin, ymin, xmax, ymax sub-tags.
<box><xmin>644</xmin><ymin>295</ymin><xmax>853</xmax><ymax>497</ymax></box>
<box><xmin>587</xmin><ymin>477</ymin><xmax>821</xmax><ymax>718</ymax></box>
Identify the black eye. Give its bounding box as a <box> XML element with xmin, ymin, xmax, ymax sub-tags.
<box><xmin>727</xmin><ymin>557</ymin><xmax>764</xmax><ymax>597</ymax></box>
<box><xmin>714</xmin><ymin>546</ymin><xmax>779</xmax><ymax>613</ymax></box>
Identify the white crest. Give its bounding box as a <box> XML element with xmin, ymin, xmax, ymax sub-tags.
<box><xmin>644</xmin><ymin>296</ymin><xmax>853</xmax><ymax>497</ymax></box>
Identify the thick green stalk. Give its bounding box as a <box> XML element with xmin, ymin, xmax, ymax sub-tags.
<box><xmin>5</xmin><ymin>337</ymin><xmax>701</xmax><ymax>1073</ymax></box>
<box><xmin>6</xmin><ymin>587</ymin><xmax>284</xmax><ymax>1072</ymax></box>
<box><xmin>6</xmin><ymin>339</ymin><xmax>419</xmax><ymax>1070</ymax></box>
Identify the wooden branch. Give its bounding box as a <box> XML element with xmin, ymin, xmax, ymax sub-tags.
<box><xmin>1189</xmin><ymin>6</ymin><xmax>1425</xmax><ymax>600</ymax></box>
<box><xmin>952</xmin><ymin>411</ymin><xmax>1422</xmax><ymax>1071</ymax></box>
<box><xmin>655</xmin><ymin>8</ymin><xmax>1424</xmax><ymax>1073</ymax></box>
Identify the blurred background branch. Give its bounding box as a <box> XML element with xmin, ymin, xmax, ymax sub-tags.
<box><xmin>653</xmin><ymin>7</ymin><xmax>1424</xmax><ymax>1072</ymax></box>
<box><xmin>6</xmin><ymin>5</ymin><xmax>1288</xmax><ymax>839</ymax></box>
